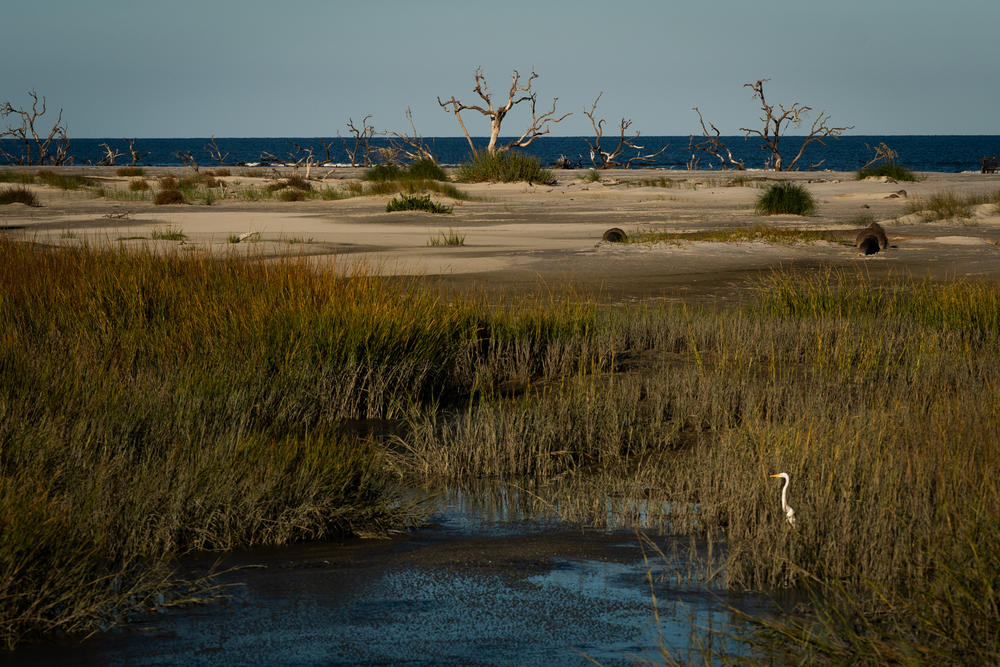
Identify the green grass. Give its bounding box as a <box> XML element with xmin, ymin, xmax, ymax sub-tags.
<box><xmin>364</xmin><ymin>159</ymin><xmax>448</xmax><ymax>183</ymax></box>
<box><xmin>150</xmin><ymin>225</ymin><xmax>187</xmax><ymax>241</ymax></box>
<box><xmin>754</xmin><ymin>182</ymin><xmax>817</xmax><ymax>216</ymax></box>
<box><xmin>427</xmin><ymin>228</ymin><xmax>465</xmax><ymax>246</ymax></box>
<box><xmin>455</xmin><ymin>151</ymin><xmax>554</xmax><ymax>184</ymax></box>
<box><xmin>35</xmin><ymin>170</ymin><xmax>97</xmax><ymax>190</ymax></box>
<box><xmin>0</xmin><ymin>186</ymin><xmax>40</xmax><ymax>207</ymax></box>
<box><xmin>907</xmin><ymin>190</ymin><xmax>1000</xmax><ymax>221</ymax></box>
<box><xmin>386</xmin><ymin>193</ymin><xmax>452</xmax><ymax>214</ymax></box>
<box><xmin>0</xmin><ymin>171</ymin><xmax>35</xmax><ymax>185</ymax></box>
<box><xmin>632</xmin><ymin>225</ymin><xmax>836</xmax><ymax>245</ymax></box>
<box><xmin>582</xmin><ymin>169</ymin><xmax>601</xmax><ymax>183</ymax></box>
<box><xmin>856</xmin><ymin>162</ymin><xmax>920</xmax><ymax>182</ymax></box>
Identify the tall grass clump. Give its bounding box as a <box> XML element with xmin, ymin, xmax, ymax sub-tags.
<box><xmin>907</xmin><ymin>190</ymin><xmax>1000</xmax><ymax>221</ymax></box>
<box><xmin>364</xmin><ymin>160</ymin><xmax>448</xmax><ymax>183</ymax></box>
<box><xmin>0</xmin><ymin>239</ymin><xmax>606</xmax><ymax>647</ymax></box>
<box><xmin>0</xmin><ymin>186</ymin><xmax>40</xmax><ymax>207</ymax></box>
<box><xmin>856</xmin><ymin>162</ymin><xmax>919</xmax><ymax>182</ymax></box>
<box><xmin>115</xmin><ymin>166</ymin><xmax>145</xmax><ymax>177</ymax></box>
<box><xmin>455</xmin><ymin>151</ymin><xmax>554</xmax><ymax>184</ymax></box>
<box><xmin>754</xmin><ymin>181</ymin><xmax>816</xmax><ymax>216</ymax></box>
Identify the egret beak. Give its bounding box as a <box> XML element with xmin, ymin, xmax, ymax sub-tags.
<box><xmin>769</xmin><ymin>473</ymin><xmax>781</xmax><ymax>478</ymax></box>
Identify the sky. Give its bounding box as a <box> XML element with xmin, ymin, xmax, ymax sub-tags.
<box><xmin>2</xmin><ymin>0</ymin><xmax>998</xmax><ymax>138</ymax></box>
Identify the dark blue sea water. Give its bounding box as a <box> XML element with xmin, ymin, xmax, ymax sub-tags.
<box><xmin>3</xmin><ymin>135</ymin><xmax>1000</xmax><ymax>172</ymax></box>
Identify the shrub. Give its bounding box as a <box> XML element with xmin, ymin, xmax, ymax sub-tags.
<box><xmin>385</xmin><ymin>194</ymin><xmax>452</xmax><ymax>214</ymax></box>
<box><xmin>115</xmin><ymin>166</ymin><xmax>144</xmax><ymax>177</ymax></box>
<box><xmin>159</xmin><ymin>174</ymin><xmax>179</xmax><ymax>189</ymax></box>
<box><xmin>154</xmin><ymin>189</ymin><xmax>185</xmax><ymax>205</ymax></box>
<box><xmin>267</xmin><ymin>174</ymin><xmax>313</xmax><ymax>192</ymax></box>
<box><xmin>279</xmin><ymin>188</ymin><xmax>309</xmax><ymax>202</ymax></box>
<box><xmin>363</xmin><ymin>163</ymin><xmax>404</xmax><ymax>182</ymax></box>
<box><xmin>406</xmin><ymin>159</ymin><xmax>448</xmax><ymax>181</ymax></box>
<box><xmin>754</xmin><ymin>182</ymin><xmax>817</xmax><ymax>216</ymax></box>
<box><xmin>129</xmin><ymin>178</ymin><xmax>150</xmax><ymax>191</ymax></box>
<box><xmin>0</xmin><ymin>185</ymin><xmax>40</xmax><ymax>207</ymax></box>
<box><xmin>856</xmin><ymin>163</ymin><xmax>919</xmax><ymax>182</ymax></box>
<box><xmin>455</xmin><ymin>151</ymin><xmax>554</xmax><ymax>184</ymax></box>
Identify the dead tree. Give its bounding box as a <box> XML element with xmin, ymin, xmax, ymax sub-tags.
<box><xmin>125</xmin><ymin>138</ymin><xmax>150</xmax><ymax>165</ymax></box>
<box><xmin>96</xmin><ymin>142</ymin><xmax>123</xmax><ymax>166</ymax></box>
<box><xmin>204</xmin><ymin>136</ymin><xmax>230</xmax><ymax>165</ymax></box>
<box><xmin>287</xmin><ymin>142</ymin><xmax>318</xmax><ymax>179</ymax></box>
<box><xmin>175</xmin><ymin>150</ymin><xmax>199</xmax><ymax>171</ymax></box>
<box><xmin>0</xmin><ymin>90</ymin><xmax>72</xmax><ymax>165</ymax></box>
<box><xmin>382</xmin><ymin>107</ymin><xmax>436</xmax><ymax>164</ymax></box>
<box><xmin>860</xmin><ymin>142</ymin><xmax>899</xmax><ymax>170</ymax></box>
<box><xmin>437</xmin><ymin>67</ymin><xmax>570</xmax><ymax>155</ymax></box>
<box><xmin>341</xmin><ymin>115</ymin><xmax>376</xmax><ymax>166</ymax></box>
<box><xmin>688</xmin><ymin>107</ymin><xmax>744</xmax><ymax>170</ymax></box>
<box><xmin>740</xmin><ymin>78</ymin><xmax>853</xmax><ymax>171</ymax></box>
<box><xmin>582</xmin><ymin>92</ymin><xmax>668</xmax><ymax>168</ymax></box>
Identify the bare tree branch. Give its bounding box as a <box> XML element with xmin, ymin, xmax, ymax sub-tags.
<box><xmin>204</xmin><ymin>136</ymin><xmax>230</xmax><ymax>165</ymax></box>
<box><xmin>341</xmin><ymin>115</ymin><xmax>375</xmax><ymax>167</ymax></box>
<box><xmin>687</xmin><ymin>107</ymin><xmax>744</xmax><ymax>170</ymax></box>
<box><xmin>1</xmin><ymin>91</ymin><xmax>72</xmax><ymax>165</ymax></box>
<box><xmin>738</xmin><ymin>78</ymin><xmax>852</xmax><ymax>171</ymax></box>
<box><xmin>175</xmin><ymin>150</ymin><xmax>199</xmax><ymax>172</ymax></box>
<box><xmin>438</xmin><ymin>67</ymin><xmax>570</xmax><ymax>154</ymax></box>
<box><xmin>582</xmin><ymin>92</ymin><xmax>668</xmax><ymax>168</ymax></box>
<box><xmin>96</xmin><ymin>142</ymin><xmax>122</xmax><ymax>166</ymax></box>
<box><xmin>384</xmin><ymin>107</ymin><xmax>437</xmax><ymax>163</ymax></box>
<box><xmin>860</xmin><ymin>141</ymin><xmax>899</xmax><ymax>171</ymax></box>
<box><xmin>125</xmin><ymin>138</ymin><xmax>150</xmax><ymax>166</ymax></box>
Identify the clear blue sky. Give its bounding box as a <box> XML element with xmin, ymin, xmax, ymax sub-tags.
<box><xmin>2</xmin><ymin>0</ymin><xmax>997</xmax><ymax>138</ymax></box>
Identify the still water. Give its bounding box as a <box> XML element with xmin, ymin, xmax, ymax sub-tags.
<box><xmin>12</xmin><ymin>489</ymin><xmax>771</xmax><ymax>666</ymax></box>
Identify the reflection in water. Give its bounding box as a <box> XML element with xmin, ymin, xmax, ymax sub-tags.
<box><xmin>10</xmin><ymin>485</ymin><xmax>766</xmax><ymax>666</ymax></box>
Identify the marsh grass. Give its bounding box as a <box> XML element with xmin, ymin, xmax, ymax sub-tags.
<box><xmin>582</xmin><ymin>169</ymin><xmax>601</xmax><ymax>183</ymax></box>
<box><xmin>755</xmin><ymin>182</ymin><xmax>817</xmax><ymax>216</ymax></box>
<box><xmin>455</xmin><ymin>151</ymin><xmax>554</xmax><ymax>184</ymax></box>
<box><xmin>0</xmin><ymin>240</ymin><xmax>604</xmax><ymax>647</ymax></box>
<box><xmin>0</xmin><ymin>186</ymin><xmax>40</xmax><ymax>207</ymax></box>
<box><xmin>632</xmin><ymin>226</ymin><xmax>837</xmax><ymax>245</ymax></box>
<box><xmin>4</xmin><ymin>238</ymin><xmax>998</xmax><ymax>660</ymax></box>
<box><xmin>907</xmin><ymin>190</ymin><xmax>1000</xmax><ymax>221</ymax></box>
<box><xmin>115</xmin><ymin>166</ymin><xmax>145</xmax><ymax>177</ymax></box>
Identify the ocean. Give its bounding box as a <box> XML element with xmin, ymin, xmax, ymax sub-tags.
<box><xmin>3</xmin><ymin>135</ymin><xmax>1000</xmax><ymax>173</ymax></box>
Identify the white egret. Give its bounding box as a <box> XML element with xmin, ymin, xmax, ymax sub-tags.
<box><xmin>769</xmin><ymin>472</ymin><xmax>796</xmax><ymax>527</ymax></box>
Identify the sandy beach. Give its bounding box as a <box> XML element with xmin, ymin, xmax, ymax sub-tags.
<box><xmin>3</xmin><ymin>167</ymin><xmax>999</xmax><ymax>302</ymax></box>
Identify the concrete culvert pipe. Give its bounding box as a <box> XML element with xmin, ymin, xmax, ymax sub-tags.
<box><xmin>857</xmin><ymin>235</ymin><xmax>881</xmax><ymax>255</ymax></box>
<box><xmin>855</xmin><ymin>222</ymin><xmax>889</xmax><ymax>255</ymax></box>
<box><xmin>603</xmin><ymin>227</ymin><xmax>627</xmax><ymax>243</ymax></box>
